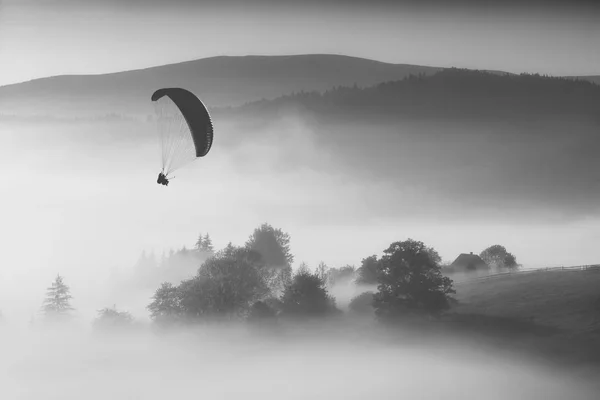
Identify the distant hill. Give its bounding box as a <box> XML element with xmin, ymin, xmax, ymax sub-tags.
<box><xmin>226</xmin><ymin>68</ymin><xmax>600</xmax><ymax>122</ymax></box>
<box><xmin>214</xmin><ymin>68</ymin><xmax>600</xmax><ymax>222</ymax></box>
<box><xmin>3</xmin><ymin>64</ymin><xmax>598</xmax><ymax>223</ymax></box>
<box><xmin>567</xmin><ymin>75</ymin><xmax>600</xmax><ymax>86</ymax></box>
<box><xmin>0</xmin><ymin>54</ymin><xmax>444</xmax><ymax>118</ymax></box>
<box><xmin>4</xmin><ymin>53</ymin><xmax>594</xmax><ymax>120</ymax></box>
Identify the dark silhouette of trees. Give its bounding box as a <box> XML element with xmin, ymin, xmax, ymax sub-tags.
<box><xmin>41</xmin><ymin>274</ymin><xmax>74</xmax><ymax>323</ymax></box>
<box><xmin>280</xmin><ymin>270</ymin><xmax>339</xmax><ymax>318</ymax></box>
<box><xmin>195</xmin><ymin>233</ymin><xmax>204</xmax><ymax>252</ymax></box>
<box><xmin>480</xmin><ymin>245</ymin><xmax>519</xmax><ymax>270</ymax></box>
<box><xmin>151</xmin><ymin>246</ymin><xmax>271</xmax><ymax>323</ymax></box>
<box><xmin>316</xmin><ymin>261</ymin><xmax>329</xmax><ymax>283</ymax></box>
<box><xmin>147</xmin><ymin>282</ymin><xmax>184</xmax><ymax>326</ymax></box>
<box><xmin>297</xmin><ymin>261</ymin><xmax>311</xmax><ymax>275</ymax></box>
<box><xmin>355</xmin><ymin>255</ymin><xmax>379</xmax><ymax>285</ymax></box>
<box><xmin>326</xmin><ymin>265</ymin><xmax>356</xmax><ymax>286</ymax></box>
<box><xmin>373</xmin><ymin>239</ymin><xmax>455</xmax><ymax>319</ymax></box>
<box><xmin>202</xmin><ymin>234</ymin><xmax>214</xmax><ymax>253</ymax></box>
<box><xmin>195</xmin><ymin>232</ymin><xmax>215</xmax><ymax>255</ymax></box>
<box><xmin>218</xmin><ymin>242</ymin><xmax>236</xmax><ymax>258</ymax></box>
<box><xmin>142</xmin><ymin>231</ymin><xmax>461</xmax><ymax>327</ymax></box>
<box><xmin>245</xmin><ymin>223</ymin><xmax>294</xmax><ymax>268</ymax></box>
<box><xmin>245</xmin><ymin>223</ymin><xmax>294</xmax><ymax>295</ymax></box>
<box><xmin>349</xmin><ymin>291</ymin><xmax>375</xmax><ymax>314</ymax></box>
<box><xmin>247</xmin><ymin>300</ymin><xmax>278</xmax><ymax>325</ymax></box>
<box><xmin>195</xmin><ymin>246</ymin><xmax>270</xmax><ymax>317</ymax></box>
<box><xmin>234</xmin><ymin>68</ymin><xmax>600</xmax><ymax>122</ymax></box>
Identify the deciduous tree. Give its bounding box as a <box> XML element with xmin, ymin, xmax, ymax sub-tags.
<box><xmin>373</xmin><ymin>239</ymin><xmax>455</xmax><ymax>319</ymax></box>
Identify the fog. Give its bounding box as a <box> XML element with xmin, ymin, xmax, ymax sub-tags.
<box><xmin>1</xmin><ymin>320</ymin><xmax>599</xmax><ymax>400</ymax></box>
<box><xmin>2</xmin><ymin>113</ymin><xmax>600</xmax><ymax>398</ymax></box>
<box><xmin>1</xmin><ymin>112</ymin><xmax>599</xmax><ymax>324</ymax></box>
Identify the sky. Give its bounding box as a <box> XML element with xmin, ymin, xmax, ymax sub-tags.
<box><xmin>1</xmin><ymin>0</ymin><xmax>599</xmax><ymax>86</ymax></box>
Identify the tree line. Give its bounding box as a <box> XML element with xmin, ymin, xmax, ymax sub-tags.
<box><xmin>19</xmin><ymin>222</ymin><xmax>519</xmax><ymax>332</ymax></box>
<box><xmin>229</xmin><ymin>68</ymin><xmax>600</xmax><ymax>121</ymax></box>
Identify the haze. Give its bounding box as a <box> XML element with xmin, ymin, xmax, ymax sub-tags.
<box><xmin>2</xmin><ymin>1</ymin><xmax>600</xmax><ymax>399</ymax></box>
<box><xmin>0</xmin><ymin>321</ymin><xmax>597</xmax><ymax>400</ymax></box>
<box><xmin>1</xmin><ymin>0</ymin><xmax>599</xmax><ymax>86</ymax></box>
<box><xmin>1</xmin><ymin>106</ymin><xmax>599</xmax><ymax>322</ymax></box>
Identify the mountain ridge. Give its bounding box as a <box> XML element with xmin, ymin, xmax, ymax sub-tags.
<box><xmin>1</xmin><ymin>54</ymin><xmax>597</xmax><ymax>119</ymax></box>
<box><xmin>0</xmin><ymin>54</ymin><xmax>443</xmax><ymax>117</ymax></box>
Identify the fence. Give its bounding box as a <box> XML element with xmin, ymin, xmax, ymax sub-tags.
<box><xmin>450</xmin><ymin>264</ymin><xmax>600</xmax><ymax>285</ymax></box>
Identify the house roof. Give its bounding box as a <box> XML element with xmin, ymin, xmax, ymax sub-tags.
<box><xmin>451</xmin><ymin>253</ymin><xmax>488</xmax><ymax>268</ymax></box>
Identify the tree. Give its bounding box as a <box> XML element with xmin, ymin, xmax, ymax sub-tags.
<box><xmin>247</xmin><ymin>300</ymin><xmax>278</xmax><ymax>324</ymax></box>
<box><xmin>326</xmin><ymin>265</ymin><xmax>356</xmax><ymax>286</ymax></box>
<box><xmin>176</xmin><ymin>247</ymin><xmax>271</xmax><ymax>321</ymax></box>
<box><xmin>245</xmin><ymin>223</ymin><xmax>295</xmax><ymax>297</ymax></box>
<box><xmin>202</xmin><ymin>234</ymin><xmax>214</xmax><ymax>253</ymax></box>
<box><xmin>93</xmin><ymin>305</ymin><xmax>135</xmax><ymax>331</ymax></box>
<box><xmin>355</xmin><ymin>255</ymin><xmax>379</xmax><ymax>285</ymax></box>
<box><xmin>245</xmin><ymin>223</ymin><xmax>294</xmax><ymax>268</ymax></box>
<box><xmin>194</xmin><ymin>233</ymin><xmax>204</xmax><ymax>252</ymax></box>
<box><xmin>147</xmin><ymin>282</ymin><xmax>184</xmax><ymax>325</ymax></box>
<box><xmin>41</xmin><ymin>274</ymin><xmax>74</xmax><ymax>322</ymax></box>
<box><xmin>297</xmin><ymin>261</ymin><xmax>310</xmax><ymax>275</ymax></box>
<box><xmin>480</xmin><ymin>245</ymin><xmax>519</xmax><ymax>270</ymax></box>
<box><xmin>316</xmin><ymin>261</ymin><xmax>329</xmax><ymax>283</ymax></box>
<box><xmin>373</xmin><ymin>239</ymin><xmax>455</xmax><ymax>319</ymax></box>
<box><xmin>349</xmin><ymin>291</ymin><xmax>375</xmax><ymax>314</ymax></box>
<box><xmin>217</xmin><ymin>242</ymin><xmax>236</xmax><ymax>258</ymax></box>
<box><xmin>280</xmin><ymin>270</ymin><xmax>338</xmax><ymax>318</ymax></box>
<box><xmin>195</xmin><ymin>232</ymin><xmax>215</xmax><ymax>254</ymax></box>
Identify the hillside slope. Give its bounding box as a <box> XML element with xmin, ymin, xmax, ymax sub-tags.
<box><xmin>0</xmin><ymin>54</ymin><xmax>443</xmax><ymax>117</ymax></box>
<box><xmin>453</xmin><ymin>269</ymin><xmax>600</xmax><ymax>334</ymax></box>
<box><xmin>228</xmin><ymin>68</ymin><xmax>600</xmax><ymax>121</ymax></box>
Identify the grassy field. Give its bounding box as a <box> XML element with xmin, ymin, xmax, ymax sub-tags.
<box><xmin>435</xmin><ymin>269</ymin><xmax>600</xmax><ymax>370</ymax></box>
<box><xmin>452</xmin><ymin>269</ymin><xmax>600</xmax><ymax>334</ymax></box>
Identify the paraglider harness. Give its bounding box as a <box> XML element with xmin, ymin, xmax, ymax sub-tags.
<box><xmin>157</xmin><ymin>170</ymin><xmax>173</xmax><ymax>186</ymax></box>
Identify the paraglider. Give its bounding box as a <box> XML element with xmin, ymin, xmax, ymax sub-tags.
<box><xmin>157</xmin><ymin>172</ymin><xmax>169</xmax><ymax>186</ymax></box>
<box><xmin>150</xmin><ymin>88</ymin><xmax>214</xmax><ymax>186</ymax></box>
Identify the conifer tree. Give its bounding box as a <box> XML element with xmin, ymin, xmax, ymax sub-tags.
<box><xmin>195</xmin><ymin>233</ymin><xmax>204</xmax><ymax>252</ymax></box>
<box><xmin>42</xmin><ymin>274</ymin><xmax>74</xmax><ymax>322</ymax></box>
<box><xmin>202</xmin><ymin>233</ymin><xmax>214</xmax><ymax>253</ymax></box>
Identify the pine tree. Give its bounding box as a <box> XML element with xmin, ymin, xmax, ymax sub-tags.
<box><xmin>297</xmin><ymin>262</ymin><xmax>310</xmax><ymax>275</ymax></box>
<box><xmin>202</xmin><ymin>233</ymin><xmax>214</xmax><ymax>253</ymax></box>
<box><xmin>41</xmin><ymin>274</ymin><xmax>74</xmax><ymax>322</ymax></box>
<box><xmin>218</xmin><ymin>242</ymin><xmax>236</xmax><ymax>257</ymax></box>
<box><xmin>195</xmin><ymin>233</ymin><xmax>204</xmax><ymax>252</ymax></box>
<box><xmin>316</xmin><ymin>261</ymin><xmax>329</xmax><ymax>283</ymax></box>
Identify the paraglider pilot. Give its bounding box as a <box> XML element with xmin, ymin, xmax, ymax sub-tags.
<box><xmin>157</xmin><ymin>171</ymin><xmax>169</xmax><ymax>186</ymax></box>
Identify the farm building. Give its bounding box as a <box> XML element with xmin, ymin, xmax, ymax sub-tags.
<box><xmin>448</xmin><ymin>252</ymin><xmax>490</xmax><ymax>273</ymax></box>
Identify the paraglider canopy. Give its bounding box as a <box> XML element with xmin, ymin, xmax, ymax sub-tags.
<box><xmin>151</xmin><ymin>88</ymin><xmax>213</xmax><ymax>176</ymax></box>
